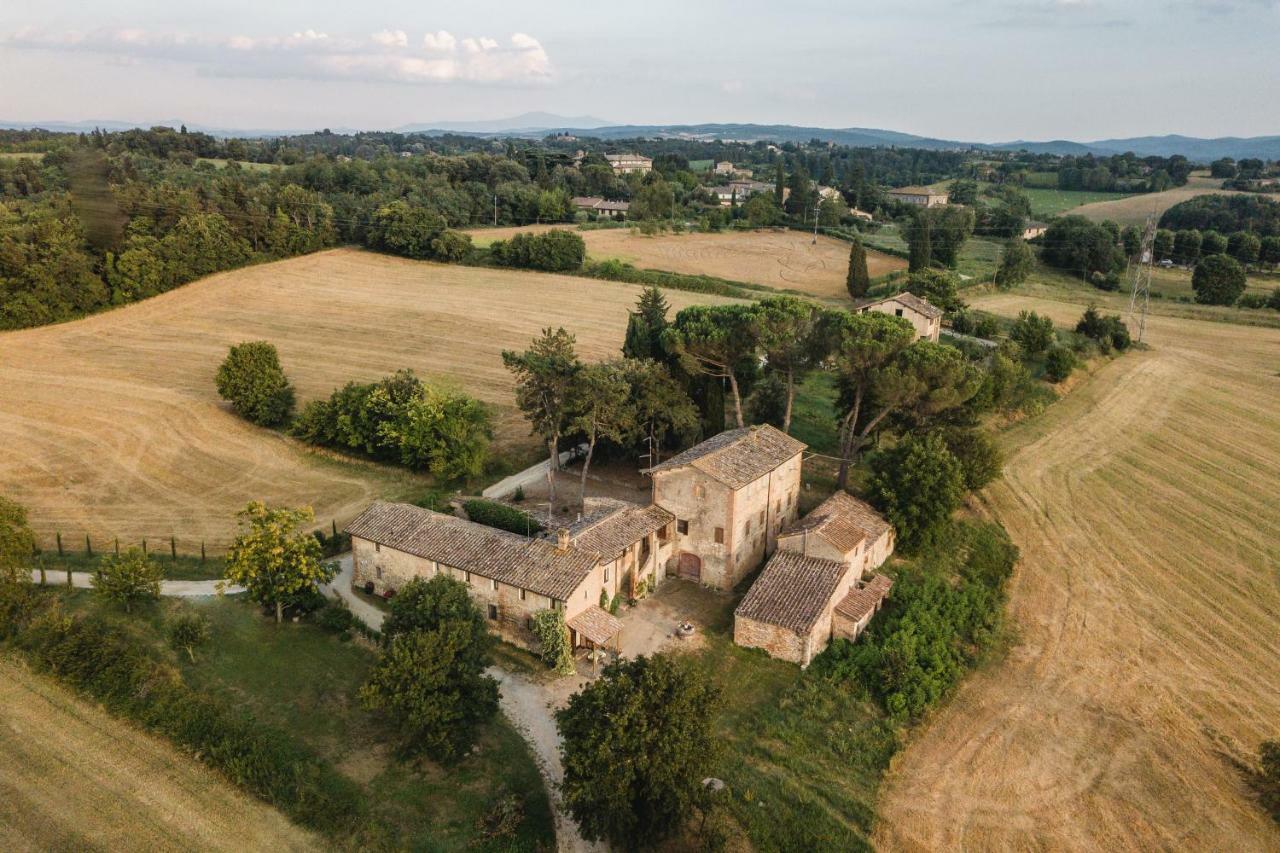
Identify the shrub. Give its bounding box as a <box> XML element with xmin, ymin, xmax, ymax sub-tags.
<box><xmin>429</xmin><ymin>229</ymin><xmax>473</xmax><ymax>262</ymax></box>
<box><xmin>0</xmin><ymin>495</ymin><xmax>37</xmax><ymax>584</ymax></box>
<box><xmin>491</xmin><ymin>230</ymin><xmax>586</xmax><ymax>272</ymax></box>
<box><xmin>1238</xmin><ymin>293</ymin><xmax>1268</xmax><ymax>310</ymax></box>
<box><xmin>1257</xmin><ymin>739</ymin><xmax>1280</xmax><ymax>822</ymax></box>
<box><xmin>314</xmin><ymin>599</ymin><xmax>355</xmax><ymax>635</ymax></box>
<box><xmin>167</xmin><ymin>612</ymin><xmax>211</xmax><ymax>661</ymax></box>
<box><xmin>1044</xmin><ymin>346</ymin><xmax>1077</xmax><ymax>383</ymax></box>
<box><xmin>463</xmin><ymin>499</ymin><xmax>542</xmax><ymax>536</ymax></box>
<box><xmin>92</xmin><ymin>548</ymin><xmax>163</xmax><ymax>612</ymax></box>
<box><xmin>214</xmin><ymin>341</ymin><xmax>295</xmax><ymax>427</ymax></box>
<box><xmin>937</xmin><ymin>427</ymin><xmax>1003</xmax><ymax>491</ymax></box>
<box><xmin>1075</xmin><ymin>305</ymin><xmax>1131</xmax><ymax>352</ymax></box>
<box><xmin>381</xmin><ymin>575</ymin><xmax>491</xmax><ymax>663</ymax></box>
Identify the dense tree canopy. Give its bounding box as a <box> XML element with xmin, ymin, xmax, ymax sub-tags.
<box><xmin>215</xmin><ymin>341</ymin><xmax>295</xmax><ymax>427</ymax></box>
<box><xmin>1192</xmin><ymin>254</ymin><xmax>1248</xmax><ymax>305</ymax></box>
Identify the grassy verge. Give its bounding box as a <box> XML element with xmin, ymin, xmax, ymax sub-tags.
<box><xmin>36</xmin><ymin>550</ymin><xmax>226</xmax><ymax>581</ymax></box>
<box><xmin>55</xmin><ymin>591</ymin><xmax>555</xmax><ymax>851</ymax></box>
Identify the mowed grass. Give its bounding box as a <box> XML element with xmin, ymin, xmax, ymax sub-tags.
<box><xmin>466</xmin><ymin>226</ymin><xmax>908</xmax><ymax>301</ymax></box>
<box><xmin>875</xmin><ymin>288</ymin><xmax>1280</xmax><ymax>850</ymax></box>
<box><xmin>1073</xmin><ymin>173</ymin><xmax>1242</xmax><ymax>227</ymax></box>
<box><xmin>0</xmin><ymin>248</ymin><xmax>735</xmax><ymax>548</ymax></box>
<box><xmin>61</xmin><ymin>593</ymin><xmax>555</xmax><ymax>850</ymax></box>
<box><xmin>0</xmin><ymin>655</ymin><xmax>320</xmax><ymax>852</ymax></box>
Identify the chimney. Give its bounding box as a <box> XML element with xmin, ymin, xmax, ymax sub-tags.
<box><xmin>556</xmin><ymin>527</ymin><xmax>571</xmax><ymax>552</ymax></box>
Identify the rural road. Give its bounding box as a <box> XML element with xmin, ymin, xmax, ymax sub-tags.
<box><xmin>29</xmin><ymin>570</ymin><xmax>244</xmax><ymax>596</ymax></box>
<box><xmin>323</xmin><ymin>554</ymin><xmax>603</xmax><ymax>853</ymax></box>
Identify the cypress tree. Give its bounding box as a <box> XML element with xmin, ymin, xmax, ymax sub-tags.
<box><xmin>847</xmin><ymin>239</ymin><xmax>871</xmax><ymax>299</ymax></box>
<box><xmin>908</xmin><ymin>213</ymin><xmax>933</xmax><ymax>272</ymax></box>
<box><xmin>622</xmin><ymin>314</ymin><xmax>653</xmax><ymax>360</ymax></box>
<box><xmin>774</xmin><ymin>160</ymin><xmax>785</xmax><ymax>204</ymax></box>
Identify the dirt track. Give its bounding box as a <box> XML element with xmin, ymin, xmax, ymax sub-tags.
<box><xmin>875</xmin><ymin>296</ymin><xmax>1280</xmax><ymax>850</ymax></box>
<box><xmin>0</xmin><ymin>249</ymin><xmax>729</xmax><ymax>548</ymax></box>
<box><xmin>469</xmin><ymin>226</ymin><xmax>906</xmax><ymax>299</ymax></box>
<box><xmin>0</xmin><ymin>656</ymin><xmax>317</xmax><ymax>852</ymax></box>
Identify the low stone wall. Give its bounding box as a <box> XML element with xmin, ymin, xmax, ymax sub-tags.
<box><xmin>734</xmin><ymin>616</ymin><xmax>807</xmax><ymax>666</ymax></box>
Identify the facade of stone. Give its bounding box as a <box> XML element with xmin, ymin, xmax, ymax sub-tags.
<box><xmin>855</xmin><ymin>292</ymin><xmax>944</xmax><ymax>342</ymax></box>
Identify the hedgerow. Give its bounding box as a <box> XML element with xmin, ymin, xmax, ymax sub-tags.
<box><xmin>462</xmin><ymin>499</ymin><xmax>543</xmax><ymax>536</ymax></box>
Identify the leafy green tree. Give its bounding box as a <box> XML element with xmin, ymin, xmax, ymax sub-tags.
<box><xmin>905</xmin><ymin>268</ymin><xmax>964</xmax><ymax>314</ymax></box>
<box><xmin>623</xmin><ymin>358</ymin><xmax>699</xmax><ymax>463</ymax></box>
<box><xmin>1075</xmin><ymin>305</ymin><xmax>1131</xmax><ymax>352</ymax></box>
<box><xmin>0</xmin><ymin>496</ymin><xmax>36</xmax><ymax>584</ymax></box>
<box><xmin>1228</xmin><ymin>231</ymin><xmax>1262</xmax><ymax>266</ymax></box>
<box><xmin>631</xmin><ymin>177</ymin><xmax>675</xmax><ymax>220</ymax></box>
<box><xmin>753</xmin><ymin>297</ymin><xmax>827</xmax><ymax>432</ymax></box>
<box><xmin>570</xmin><ymin>360</ymin><xmax>637</xmax><ymax>507</ymax></box>
<box><xmin>1261</xmin><ymin>236</ymin><xmax>1280</xmax><ymax>268</ymax></box>
<box><xmin>367</xmin><ymin>201</ymin><xmax>447</xmax><ymax>259</ymax></box>
<box><xmin>867</xmin><ymin>433</ymin><xmax>965</xmax><ymax>551</ymax></box>
<box><xmin>531</xmin><ymin>608</ymin><xmax>575</xmax><ymax>674</ymax></box>
<box><xmin>360</xmin><ymin>621</ymin><xmax>499</xmax><ymax>760</ymax></box>
<box><xmin>947</xmin><ymin>179</ymin><xmax>979</xmax><ymax>205</ymax></box>
<box><xmin>1041</xmin><ymin>216</ymin><xmax>1125</xmax><ymax>280</ymax></box>
<box><xmin>1173</xmin><ymin>229</ymin><xmax>1202</xmax><ymax>265</ymax></box>
<box><xmin>937</xmin><ymin>427</ymin><xmax>1003</xmax><ymax>491</ymax></box>
<box><xmin>1009</xmin><ymin>310</ymin><xmax>1056</xmax><ymax>356</ymax></box>
<box><xmin>503</xmin><ymin>328</ymin><xmax>582</xmax><ymax>508</ymax></box>
<box><xmin>215</xmin><ymin>341</ymin><xmax>295</xmax><ymax>427</ymax></box>
<box><xmin>168</xmin><ymin>612</ymin><xmax>211</xmax><ymax>661</ymax></box>
<box><xmin>924</xmin><ymin>205</ymin><xmax>976</xmax><ymax>268</ymax></box>
<box><xmin>492</xmin><ymin>230</ymin><xmax>586</xmax><ymax>271</ymax></box>
<box><xmin>846</xmin><ymin>239</ymin><xmax>870</xmax><ymax>299</ymax></box>
<box><xmin>377</xmin><ymin>387</ymin><xmax>492</xmax><ymax>481</ymax></box>
<box><xmin>224</xmin><ymin>501</ymin><xmax>333</xmax><ymax>624</ymax></box>
<box><xmin>1192</xmin><ymin>254</ymin><xmax>1247</xmax><ymax>306</ymax></box>
<box><xmin>662</xmin><ymin>305</ymin><xmax>761</xmax><ymax>428</ymax></box>
<box><xmin>92</xmin><ymin>548</ymin><xmax>163</xmax><ymax>612</ymax></box>
<box><xmin>742</xmin><ymin>192</ymin><xmax>783</xmax><ymax>226</ymax></box>
<box><xmin>382</xmin><ymin>574</ymin><xmax>490</xmax><ymax>648</ymax></box>
<box><xmin>556</xmin><ymin>654</ymin><xmax>721</xmax><ymax>848</ymax></box>
<box><xmin>906</xmin><ymin>211</ymin><xmax>932</xmax><ymax>271</ymax></box>
<box><xmin>1153</xmin><ymin>229</ymin><xmax>1175</xmax><ymax>262</ymax></box>
<box><xmin>1201</xmin><ymin>230</ymin><xmax>1229</xmax><ymax>256</ymax></box>
<box><xmin>1120</xmin><ymin>225</ymin><xmax>1142</xmax><ymax>258</ymax></box>
<box><xmin>430</xmin><ymin>229</ymin><xmax>473</xmax><ymax>262</ymax></box>
<box><xmin>994</xmin><ymin>239</ymin><xmax>1034</xmax><ymax>290</ymax></box>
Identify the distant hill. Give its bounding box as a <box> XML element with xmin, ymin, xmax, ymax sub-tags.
<box><xmin>3</xmin><ymin>116</ymin><xmax>1278</xmax><ymax>160</ymax></box>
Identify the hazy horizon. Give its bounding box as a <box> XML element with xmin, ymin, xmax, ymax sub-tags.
<box><xmin>1</xmin><ymin>0</ymin><xmax>1277</xmax><ymax>141</ymax></box>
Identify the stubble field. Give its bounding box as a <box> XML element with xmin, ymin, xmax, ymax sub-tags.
<box><xmin>0</xmin><ymin>248</ymin><xmax>731</xmax><ymax>548</ymax></box>
<box><xmin>875</xmin><ymin>292</ymin><xmax>1280</xmax><ymax>850</ymax></box>
<box><xmin>469</xmin><ymin>225</ymin><xmax>907</xmax><ymax>299</ymax></box>
<box><xmin>1072</xmin><ymin>174</ymin><xmax>1243</xmax><ymax>226</ymax></box>
<box><xmin>0</xmin><ymin>656</ymin><xmax>317</xmax><ymax>852</ymax></box>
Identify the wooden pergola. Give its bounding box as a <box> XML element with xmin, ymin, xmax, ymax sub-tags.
<box><xmin>568</xmin><ymin>606</ymin><xmax>624</xmax><ymax>674</ymax></box>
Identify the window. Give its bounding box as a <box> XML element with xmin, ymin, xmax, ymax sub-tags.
<box><xmin>693</xmin><ymin>483</ymin><xmax>705</xmax><ymax>498</ymax></box>
<box><xmin>488</xmin><ymin>604</ymin><xmax>498</xmax><ymax>621</ymax></box>
<box><xmin>677</xmin><ymin>519</ymin><xmax>689</xmax><ymax>535</ymax></box>
<box><xmin>776</xmin><ymin>500</ymin><xmax>782</xmax><ymax>514</ymax></box>
<box><xmin>375</xmin><ymin>566</ymin><xmax>382</xmax><ymax>579</ymax></box>
<box><xmin>745</xmin><ymin>518</ymin><xmax>752</xmax><ymax>534</ymax></box>
<box><xmin>658</xmin><ymin>523</ymin><xmax>670</xmax><ymax>543</ymax></box>
<box><xmin>491</xmin><ymin>578</ymin><xmax>498</xmax><ymax>591</ymax></box>
<box><xmin>465</xmin><ymin>571</ymin><xmax>471</xmax><ymax>584</ymax></box>
<box><xmin>604</xmin><ymin>567</ymin><xmax>610</xmax><ymax>582</ymax></box>
<box><xmin>714</xmin><ymin>527</ymin><xmax>724</xmax><ymax>544</ymax></box>
<box><xmin>895</xmin><ymin>308</ymin><xmax>904</xmax><ymax>317</ymax></box>
<box><xmin>759</xmin><ymin>510</ymin><xmax>765</xmax><ymax>525</ymax></box>
<box><xmin>374</xmin><ymin>542</ymin><xmax>380</xmax><ymax>553</ymax></box>
<box><xmin>520</xmin><ymin>588</ymin><xmax>527</xmax><ymax>601</ymax></box>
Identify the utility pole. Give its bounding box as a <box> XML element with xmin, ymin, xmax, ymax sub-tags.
<box><xmin>812</xmin><ymin>199</ymin><xmax>821</xmax><ymax>244</ymax></box>
<box><xmin>1127</xmin><ymin>213</ymin><xmax>1156</xmax><ymax>344</ymax></box>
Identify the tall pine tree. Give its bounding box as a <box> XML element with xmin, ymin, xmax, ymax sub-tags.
<box><xmin>907</xmin><ymin>212</ymin><xmax>933</xmax><ymax>272</ymax></box>
<box><xmin>847</xmin><ymin>239</ymin><xmax>870</xmax><ymax>299</ymax></box>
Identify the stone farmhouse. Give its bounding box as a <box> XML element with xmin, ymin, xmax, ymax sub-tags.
<box><xmin>605</xmin><ymin>153</ymin><xmax>653</xmax><ymax>174</ymax></box>
<box><xmin>734</xmin><ymin>491</ymin><xmax>895</xmax><ymax>666</ymax></box>
<box><xmin>888</xmin><ymin>186</ymin><xmax>949</xmax><ymax>207</ymax></box>
<box><xmin>856</xmin><ymin>292</ymin><xmax>943</xmax><ymax>342</ymax></box>
<box><xmin>571</xmin><ymin>196</ymin><xmax>631</xmax><ymax>219</ymax></box>
<box><xmin>346</xmin><ymin>424</ymin><xmax>895</xmax><ymax>666</ymax></box>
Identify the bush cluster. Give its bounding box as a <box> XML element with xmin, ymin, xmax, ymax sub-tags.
<box><xmin>490</xmin><ymin>230</ymin><xmax>586</xmax><ymax>272</ymax></box>
<box><xmin>5</xmin><ymin>590</ymin><xmax>364</xmax><ymax>835</ymax></box>
<box><xmin>1074</xmin><ymin>306</ymin><xmax>1132</xmax><ymax>352</ymax></box>
<box><xmin>214</xmin><ymin>341</ymin><xmax>295</xmax><ymax>427</ymax></box>
<box><xmin>292</xmin><ymin>370</ymin><xmax>491</xmax><ymax>481</ymax></box>
<box><xmin>462</xmin><ymin>499</ymin><xmax>542</xmax><ymax>536</ymax></box>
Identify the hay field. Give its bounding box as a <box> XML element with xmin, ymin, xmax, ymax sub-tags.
<box><xmin>0</xmin><ymin>656</ymin><xmax>318</xmax><ymax>852</ymax></box>
<box><xmin>467</xmin><ymin>226</ymin><xmax>907</xmax><ymax>299</ymax></box>
<box><xmin>0</xmin><ymin>248</ymin><xmax>731</xmax><ymax>547</ymax></box>
<box><xmin>875</xmin><ymin>294</ymin><xmax>1280</xmax><ymax>850</ymax></box>
<box><xmin>1073</xmin><ymin>174</ymin><xmax>1243</xmax><ymax>226</ymax></box>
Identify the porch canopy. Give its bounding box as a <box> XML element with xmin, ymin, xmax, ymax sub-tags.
<box><xmin>568</xmin><ymin>606</ymin><xmax>623</xmax><ymax>648</ymax></box>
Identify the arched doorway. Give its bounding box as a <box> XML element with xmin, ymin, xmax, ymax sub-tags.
<box><xmin>677</xmin><ymin>551</ymin><xmax>702</xmax><ymax>581</ymax></box>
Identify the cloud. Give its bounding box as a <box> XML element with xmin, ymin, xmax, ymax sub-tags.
<box><xmin>3</xmin><ymin>26</ymin><xmax>553</xmax><ymax>84</ymax></box>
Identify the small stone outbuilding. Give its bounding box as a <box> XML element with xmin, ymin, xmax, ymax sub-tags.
<box><xmin>855</xmin><ymin>292</ymin><xmax>944</xmax><ymax>342</ymax></box>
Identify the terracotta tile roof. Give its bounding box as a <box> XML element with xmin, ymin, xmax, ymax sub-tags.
<box><xmin>780</xmin><ymin>490</ymin><xmax>891</xmax><ymax>555</ymax></box>
<box><xmin>645</xmin><ymin>425</ymin><xmax>806</xmax><ymax>489</ymax></box>
<box><xmin>568</xmin><ymin>606</ymin><xmax>623</xmax><ymax>646</ymax></box>
<box><xmin>834</xmin><ymin>573</ymin><xmax>894</xmax><ymax>623</ymax></box>
<box><xmin>571</xmin><ymin>502</ymin><xmax>674</xmax><ymax>561</ymax></box>
<box><xmin>346</xmin><ymin>502</ymin><xmax>600</xmax><ymax>601</ymax></box>
<box><xmin>856</xmin><ymin>292</ymin><xmax>944</xmax><ymax>320</ymax></box>
<box><xmin>889</xmin><ymin>186</ymin><xmax>947</xmax><ymax>196</ymax></box>
<box><xmin>734</xmin><ymin>550</ymin><xmax>850</xmax><ymax>635</ymax></box>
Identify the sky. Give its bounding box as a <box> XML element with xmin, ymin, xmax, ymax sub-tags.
<box><xmin>0</xmin><ymin>0</ymin><xmax>1277</xmax><ymax>141</ymax></box>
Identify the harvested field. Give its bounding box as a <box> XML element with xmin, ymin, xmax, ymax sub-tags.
<box><xmin>1073</xmin><ymin>174</ymin><xmax>1243</xmax><ymax>227</ymax></box>
<box><xmin>0</xmin><ymin>248</ymin><xmax>732</xmax><ymax>548</ymax></box>
<box><xmin>875</xmin><ymin>293</ymin><xmax>1280</xmax><ymax>850</ymax></box>
<box><xmin>467</xmin><ymin>226</ymin><xmax>907</xmax><ymax>299</ymax></box>
<box><xmin>0</xmin><ymin>655</ymin><xmax>317</xmax><ymax>852</ymax></box>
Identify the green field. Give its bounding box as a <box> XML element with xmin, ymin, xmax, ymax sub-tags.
<box><xmin>197</xmin><ymin>157</ymin><xmax>282</xmax><ymax>172</ymax></box>
<box><xmin>688</xmin><ymin>159</ymin><xmax>714</xmax><ymax>172</ymax></box>
<box><xmin>63</xmin><ymin>592</ymin><xmax>556</xmax><ymax>850</ymax></box>
<box><xmin>1019</xmin><ymin>186</ymin><xmax>1136</xmax><ymax>218</ymax></box>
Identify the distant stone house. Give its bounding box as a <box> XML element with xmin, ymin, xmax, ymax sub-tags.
<box><xmin>345</xmin><ymin>501</ymin><xmax>670</xmax><ymax>653</ymax></box>
<box><xmin>714</xmin><ymin>161</ymin><xmax>735</xmax><ymax>175</ymax></box>
<box><xmin>856</xmin><ymin>292</ymin><xmax>944</xmax><ymax>342</ymax></box>
<box><xmin>1022</xmin><ymin>221</ymin><xmax>1048</xmax><ymax>240</ymax></box>
<box><xmin>734</xmin><ymin>490</ymin><xmax>895</xmax><ymax>666</ymax></box>
<box><xmin>572</xmin><ymin>196</ymin><xmax>631</xmax><ymax>219</ymax></box>
<box><xmin>888</xmin><ymin>186</ymin><xmax>949</xmax><ymax>207</ymax></box>
<box><xmin>605</xmin><ymin>153</ymin><xmax>653</xmax><ymax>174</ymax></box>
<box><xmin>645</xmin><ymin>425</ymin><xmax>805</xmax><ymax>591</ymax></box>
